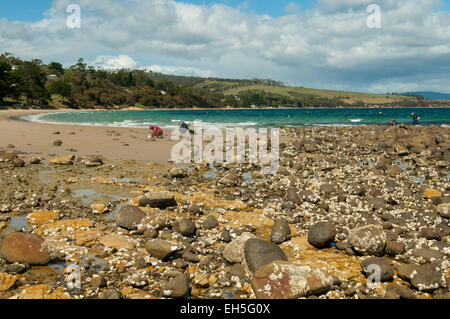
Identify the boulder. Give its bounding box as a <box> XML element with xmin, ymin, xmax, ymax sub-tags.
<box><xmin>163</xmin><ymin>273</ymin><xmax>190</xmax><ymax>298</ymax></box>
<box><xmin>437</xmin><ymin>203</ymin><xmax>450</xmax><ymax>219</ymax></box>
<box><xmin>178</xmin><ymin>218</ymin><xmax>196</xmax><ymax>237</ymax></box>
<box><xmin>1</xmin><ymin>232</ymin><xmax>51</xmax><ymax>265</ymax></box>
<box><xmin>115</xmin><ymin>205</ymin><xmax>146</xmax><ymax>230</ymax></box>
<box><xmin>144</xmin><ymin>239</ymin><xmax>181</xmax><ymax>260</ymax></box>
<box><xmin>348</xmin><ymin>225</ymin><xmax>386</xmax><ymax>256</ymax></box>
<box><xmin>307</xmin><ymin>222</ymin><xmax>335</xmax><ymax>249</ymax></box>
<box><xmin>138</xmin><ymin>191</ymin><xmax>177</xmax><ymax>209</ymax></box>
<box><xmin>270</xmin><ymin>219</ymin><xmax>291</xmax><ymax>244</ymax></box>
<box><xmin>360</xmin><ymin>257</ymin><xmax>394</xmax><ymax>282</ymax></box>
<box><xmin>244</xmin><ymin>238</ymin><xmax>288</xmax><ymax>273</ymax></box>
<box><xmin>137</xmin><ymin>211</ymin><xmax>170</xmax><ymax>232</ymax></box>
<box><xmin>250</xmin><ymin>261</ymin><xmax>336</xmax><ymax>299</ymax></box>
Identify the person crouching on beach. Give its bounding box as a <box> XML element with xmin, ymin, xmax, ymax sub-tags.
<box><xmin>148</xmin><ymin>125</ymin><xmax>163</xmax><ymax>139</ymax></box>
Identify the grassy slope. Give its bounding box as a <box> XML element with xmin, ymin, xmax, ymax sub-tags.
<box><xmin>197</xmin><ymin>80</ymin><xmax>416</xmax><ymax>105</ymax></box>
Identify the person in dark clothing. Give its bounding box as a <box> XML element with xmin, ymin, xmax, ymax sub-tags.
<box><xmin>411</xmin><ymin>113</ymin><xmax>420</xmax><ymax>125</ymax></box>
<box><xmin>180</xmin><ymin>122</ymin><xmax>195</xmax><ymax>135</ymax></box>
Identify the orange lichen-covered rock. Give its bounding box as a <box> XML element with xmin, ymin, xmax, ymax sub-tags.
<box><xmin>0</xmin><ymin>232</ymin><xmax>50</xmax><ymax>265</ymax></box>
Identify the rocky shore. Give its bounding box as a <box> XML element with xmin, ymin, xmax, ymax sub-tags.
<box><xmin>0</xmin><ymin>124</ymin><xmax>449</xmax><ymax>299</ymax></box>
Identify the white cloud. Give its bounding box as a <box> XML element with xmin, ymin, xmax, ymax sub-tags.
<box><xmin>92</xmin><ymin>55</ymin><xmax>139</xmax><ymax>70</ymax></box>
<box><xmin>0</xmin><ymin>0</ymin><xmax>449</xmax><ymax>92</ymax></box>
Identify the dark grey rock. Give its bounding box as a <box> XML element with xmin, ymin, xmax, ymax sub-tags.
<box><xmin>220</xmin><ymin>228</ymin><xmax>232</xmax><ymax>243</ymax></box>
<box><xmin>182</xmin><ymin>251</ymin><xmax>200</xmax><ymax>263</ymax></box>
<box><xmin>286</xmin><ymin>187</ymin><xmax>302</xmax><ymax>204</ymax></box>
<box><xmin>13</xmin><ymin>158</ymin><xmax>25</xmax><ymax>167</ymax></box>
<box><xmin>360</xmin><ymin>257</ymin><xmax>394</xmax><ymax>282</ymax></box>
<box><xmin>145</xmin><ymin>239</ymin><xmax>181</xmax><ymax>260</ymax></box>
<box><xmin>385</xmin><ymin>241</ymin><xmax>406</xmax><ymax>256</ymax></box>
<box><xmin>411</xmin><ymin>248</ymin><xmax>445</xmax><ymax>263</ymax></box>
<box><xmin>203</xmin><ymin>215</ymin><xmax>219</xmax><ymax>230</ymax></box>
<box><xmin>419</xmin><ymin>227</ymin><xmax>441</xmax><ymax>240</ymax></box>
<box><xmin>307</xmin><ymin>222</ymin><xmax>335</xmax><ymax>249</ymax></box>
<box><xmin>3</xmin><ymin>262</ymin><xmax>30</xmax><ymax>274</ymax></box>
<box><xmin>244</xmin><ymin>238</ymin><xmax>288</xmax><ymax>273</ymax></box>
<box><xmin>410</xmin><ymin>264</ymin><xmax>445</xmax><ymax>292</ymax></box>
<box><xmin>115</xmin><ymin>205</ymin><xmax>146</xmax><ymax>230</ymax></box>
<box><xmin>178</xmin><ymin>218</ymin><xmax>196</xmax><ymax>237</ymax></box>
<box><xmin>135</xmin><ymin>257</ymin><xmax>148</xmax><ymax>269</ymax></box>
<box><xmin>270</xmin><ymin>219</ymin><xmax>291</xmax><ymax>244</ymax></box>
<box><xmin>163</xmin><ymin>273</ymin><xmax>190</xmax><ymax>298</ymax></box>
<box><xmin>138</xmin><ymin>191</ymin><xmax>177</xmax><ymax>209</ymax></box>
<box><xmin>230</xmin><ymin>264</ymin><xmax>246</xmax><ymax>280</ymax></box>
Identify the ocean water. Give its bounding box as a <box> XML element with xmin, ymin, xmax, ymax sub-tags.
<box><xmin>25</xmin><ymin>108</ymin><xmax>450</xmax><ymax>129</ymax></box>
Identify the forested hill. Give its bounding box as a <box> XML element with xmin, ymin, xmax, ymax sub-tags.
<box><xmin>1</xmin><ymin>53</ymin><xmax>448</xmax><ymax>109</ymax></box>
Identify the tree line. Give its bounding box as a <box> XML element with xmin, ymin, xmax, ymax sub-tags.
<box><xmin>0</xmin><ymin>52</ymin><xmax>443</xmax><ymax>109</ymax></box>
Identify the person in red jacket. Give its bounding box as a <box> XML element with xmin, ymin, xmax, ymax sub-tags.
<box><xmin>148</xmin><ymin>125</ymin><xmax>163</xmax><ymax>139</ymax></box>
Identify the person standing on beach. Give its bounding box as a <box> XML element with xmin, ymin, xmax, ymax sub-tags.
<box><xmin>180</xmin><ymin>122</ymin><xmax>195</xmax><ymax>135</ymax></box>
<box><xmin>411</xmin><ymin>113</ymin><xmax>420</xmax><ymax>125</ymax></box>
<box><xmin>148</xmin><ymin>125</ymin><xmax>163</xmax><ymax>139</ymax></box>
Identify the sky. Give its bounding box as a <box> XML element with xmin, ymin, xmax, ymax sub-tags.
<box><xmin>1</xmin><ymin>0</ymin><xmax>450</xmax><ymax>93</ymax></box>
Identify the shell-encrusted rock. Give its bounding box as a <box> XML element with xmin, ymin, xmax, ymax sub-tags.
<box><xmin>223</xmin><ymin>232</ymin><xmax>255</xmax><ymax>264</ymax></box>
<box><xmin>348</xmin><ymin>225</ymin><xmax>386</xmax><ymax>256</ymax></box>
<box><xmin>250</xmin><ymin>261</ymin><xmax>336</xmax><ymax>299</ymax></box>
<box><xmin>437</xmin><ymin>203</ymin><xmax>450</xmax><ymax>219</ymax></box>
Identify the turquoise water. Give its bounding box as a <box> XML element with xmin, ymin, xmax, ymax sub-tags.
<box><xmin>26</xmin><ymin>108</ymin><xmax>450</xmax><ymax>129</ymax></box>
